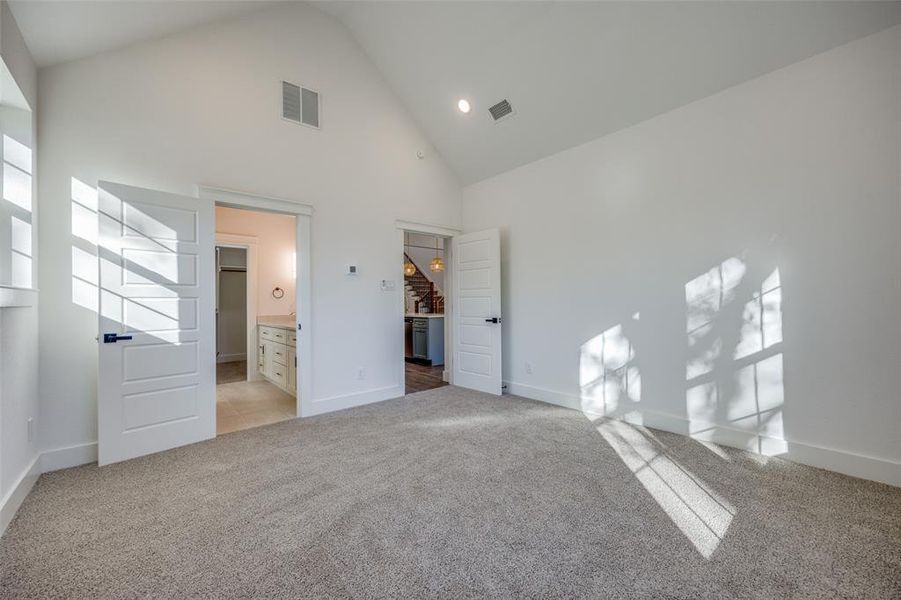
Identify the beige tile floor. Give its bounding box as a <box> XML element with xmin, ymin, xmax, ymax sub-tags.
<box><xmin>217</xmin><ymin>360</ymin><xmax>247</xmax><ymax>385</ymax></box>
<box><xmin>216</xmin><ymin>380</ymin><xmax>296</xmax><ymax>435</ymax></box>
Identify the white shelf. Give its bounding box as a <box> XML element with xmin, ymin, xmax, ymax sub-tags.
<box><xmin>0</xmin><ymin>285</ymin><xmax>37</xmax><ymax>308</ymax></box>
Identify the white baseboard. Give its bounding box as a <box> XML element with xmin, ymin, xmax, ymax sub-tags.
<box><xmin>41</xmin><ymin>442</ymin><xmax>98</xmax><ymax>473</ymax></box>
<box><xmin>304</xmin><ymin>384</ymin><xmax>404</xmax><ymax>417</ymax></box>
<box><xmin>0</xmin><ymin>454</ymin><xmax>41</xmax><ymax>536</ymax></box>
<box><xmin>505</xmin><ymin>381</ymin><xmax>901</xmax><ymax>487</ymax></box>
<box><xmin>217</xmin><ymin>353</ymin><xmax>246</xmax><ymax>364</ymax></box>
<box><xmin>778</xmin><ymin>440</ymin><xmax>900</xmax><ymax>487</ymax></box>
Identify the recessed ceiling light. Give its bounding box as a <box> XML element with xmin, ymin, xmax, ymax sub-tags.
<box><xmin>457</xmin><ymin>99</ymin><xmax>471</xmax><ymax>114</ymax></box>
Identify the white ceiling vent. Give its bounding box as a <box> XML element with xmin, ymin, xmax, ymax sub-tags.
<box><xmin>488</xmin><ymin>98</ymin><xmax>514</xmax><ymax>122</ymax></box>
<box><xmin>282</xmin><ymin>81</ymin><xmax>320</xmax><ymax>129</ymax></box>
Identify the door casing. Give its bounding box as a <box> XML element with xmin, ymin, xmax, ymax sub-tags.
<box><xmin>395</xmin><ymin>220</ymin><xmax>460</xmax><ymax>389</ymax></box>
<box><xmin>199</xmin><ymin>185</ymin><xmax>312</xmax><ymax>417</ymax></box>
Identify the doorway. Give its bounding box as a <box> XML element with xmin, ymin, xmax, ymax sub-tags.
<box><xmin>403</xmin><ymin>231</ymin><xmax>450</xmax><ymax>394</ymax></box>
<box><xmin>214</xmin><ymin>205</ymin><xmax>297</xmax><ymax>434</ymax></box>
<box><xmin>216</xmin><ymin>245</ymin><xmax>247</xmax><ymax>383</ymax></box>
<box><xmin>96</xmin><ymin>182</ymin><xmax>314</xmax><ymax>465</ymax></box>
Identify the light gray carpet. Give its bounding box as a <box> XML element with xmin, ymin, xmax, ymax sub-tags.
<box><xmin>1</xmin><ymin>386</ymin><xmax>899</xmax><ymax>599</ymax></box>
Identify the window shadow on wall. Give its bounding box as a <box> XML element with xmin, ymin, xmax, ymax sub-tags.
<box><xmin>71</xmin><ymin>177</ymin><xmax>196</xmax><ymax>340</ymax></box>
<box><xmin>577</xmin><ymin>250</ymin><xmax>785</xmax><ymax>558</ymax></box>
<box><xmin>685</xmin><ymin>257</ymin><xmax>784</xmax><ymax>455</ymax></box>
<box><xmin>578</xmin><ymin>252</ymin><xmax>784</xmax><ymax>453</ymax></box>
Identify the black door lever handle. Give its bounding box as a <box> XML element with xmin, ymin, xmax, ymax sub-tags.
<box><xmin>485</xmin><ymin>317</ymin><xmax>501</xmax><ymax>324</ymax></box>
<box><xmin>103</xmin><ymin>333</ymin><xmax>134</xmax><ymax>343</ymax></box>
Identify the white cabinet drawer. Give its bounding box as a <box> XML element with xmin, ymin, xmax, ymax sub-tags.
<box><xmin>271</xmin><ymin>343</ymin><xmax>287</xmax><ymax>366</ymax></box>
<box><xmin>268</xmin><ymin>363</ymin><xmax>287</xmax><ymax>387</ymax></box>
<box><xmin>288</xmin><ymin>330</ymin><xmax>297</xmax><ymax>346</ymax></box>
<box><xmin>259</xmin><ymin>326</ymin><xmax>287</xmax><ymax>344</ymax></box>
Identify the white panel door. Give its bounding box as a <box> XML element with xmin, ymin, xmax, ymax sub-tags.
<box><xmin>97</xmin><ymin>181</ymin><xmax>215</xmax><ymax>465</ymax></box>
<box><xmin>452</xmin><ymin>228</ymin><xmax>502</xmax><ymax>395</ymax></box>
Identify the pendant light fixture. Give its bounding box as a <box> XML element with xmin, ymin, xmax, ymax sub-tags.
<box><xmin>403</xmin><ymin>231</ymin><xmax>417</xmax><ymax>276</ymax></box>
<box><xmin>429</xmin><ymin>235</ymin><xmax>445</xmax><ymax>272</ymax></box>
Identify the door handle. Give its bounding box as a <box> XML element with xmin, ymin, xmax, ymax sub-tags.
<box><xmin>103</xmin><ymin>333</ymin><xmax>133</xmax><ymax>343</ymax></box>
<box><xmin>485</xmin><ymin>317</ymin><xmax>502</xmax><ymax>324</ymax></box>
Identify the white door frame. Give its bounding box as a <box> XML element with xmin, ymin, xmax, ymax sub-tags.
<box><xmin>214</xmin><ymin>233</ymin><xmax>258</xmax><ymax>382</ymax></box>
<box><xmin>199</xmin><ymin>185</ymin><xmax>313</xmax><ymax>418</ymax></box>
<box><xmin>395</xmin><ymin>220</ymin><xmax>461</xmax><ymax>388</ymax></box>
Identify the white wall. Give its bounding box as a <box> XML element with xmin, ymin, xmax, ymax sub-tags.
<box><xmin>216</xmin><ymin>206</ymin><xmax>295</xmax><ymax>316</ymax></box>
<box><xmin>0</xmin><ymin>0</ymin><xmax>38</xmax><ymax>534</ymax></box>
<box><xmin>463</xmin><ymin>26</ymin><xmax>901</xmax><ymax>485</ymax></box>
<box><xmin>37</xmin><ymin>3</ymin><xmax>461</xmax><ymax>463</ymax></box>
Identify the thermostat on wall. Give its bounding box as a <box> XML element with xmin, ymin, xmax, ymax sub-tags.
<box><xmin>347</xmin><ymin>265</ymin><xmax>358</xmax><ymax>275</ymax></box>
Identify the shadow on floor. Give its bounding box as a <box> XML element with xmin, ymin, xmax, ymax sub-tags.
<box><xmin>1</xmin><ymin>386</ymin><xmax>898</xmax><ymax>598</ymax></box>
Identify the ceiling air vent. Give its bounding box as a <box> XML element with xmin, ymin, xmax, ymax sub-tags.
<box><xmin>488</xmin><ymin>98</ymin><xmax>514</xmax><ymax>122</ymax></box>
<box><xmin>282</xmin><ymin>80</ymin><xmax>320</xmax><ymax>129</ymax></box>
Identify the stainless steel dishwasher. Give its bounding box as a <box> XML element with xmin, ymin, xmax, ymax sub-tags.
<box><xmin>412</xmin><ymin>318</ymin><xmax>429</xmax><ymax>359</ymax></box>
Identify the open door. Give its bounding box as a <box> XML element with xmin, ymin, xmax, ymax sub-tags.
<box><xmin>452</xmin><ymin>228</ymin><xmax>502</xmax><ymax>395</ymax></box>
<box><xmin>97</xmin><ymin>181</ymin><xmax>215</xmax><ymax>465</ymax></box>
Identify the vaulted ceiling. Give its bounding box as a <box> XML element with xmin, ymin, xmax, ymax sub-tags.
<box><xmin>10</xmin><ymin>1</ymin><xmax>901</xmax><ymax>185</ymax></box>
<box><xmin>317</xmin><ymin>1</ymin><xmax>901</xmax><ymax>184</ymax></box>
<box><xmin>8</xmin><ymin>1</ymin><xmax>276</xmax><ymax>68</ymax></box>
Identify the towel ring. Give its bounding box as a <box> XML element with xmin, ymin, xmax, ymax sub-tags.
<box><xmin>272</xmin><ymin>287</ymin><xmax>285</xmax><ymax>299</ymax></box>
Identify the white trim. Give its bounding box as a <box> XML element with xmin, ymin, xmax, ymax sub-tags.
<box><xmin>0</xmin><ymin>285</ymin><xmax>37</xmax><ymax>307</ymax></box>
<box><xmin>215</xmin><ymin>232</ymin><xmax>259</xmax><ymax>382</ymax></box>
<box><xmin>296</xmin><ymin>216</ymin><xmax>312</xmax><ymax>417</ymax></box>
<box><xmin>395</xmin><ymin>219</ymin><xmax>460</xmax><ymax>237</ymax></box>
<box><xmin>198</xmin><ymin>185</ymin><xmax>313</xmax><ymax>216</ymax></box>
<box><xmin>307</xmin><ymin>384</ymin><xmax>403</xmax><ymax>417</ymax></box>
<box><xmin>505</xmin><ymin>380</ymin><xmax>901</xmax><ymax>487</ymax></box>
<box><xmin>41</xmin><ymin>442</ymin><xmax>98</xmax><ymax>473</ymax></box>
<box><xmin>396</xmin><ymin>223</ymin><xmax>456</xmax><ymax>389</ymax></box>
<box><xmin>201</xmin><ymin>185</ymin><xmax>311</xmax><ymax>419</ymax></box>
<box><xmin>217</xmin><ymin>353</ymin><xmax>247</xmax><ymax>364</ymax></box>
<box><xmin>0</xmin><ymin>454</ymin><xmax>40</xmax><ymax>536</ymax></box>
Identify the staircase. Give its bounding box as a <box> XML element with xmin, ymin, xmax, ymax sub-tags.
<box><xmin>404</xmin><ymin>253</ymin><xmax>445</xmax><ymax>314</ymax></box>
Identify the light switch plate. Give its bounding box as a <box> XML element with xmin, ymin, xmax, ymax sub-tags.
<box><xmin>380</xmin><ymin>279</ymin><xmax>395</xmax><ymax>291</ymax></box>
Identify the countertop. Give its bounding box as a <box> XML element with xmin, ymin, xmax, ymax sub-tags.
<box><xmin>257</xmin><ymin>315</ymin><xmax>296</xmax><ymax>328</ymax></box>
<box><xmin>405</xmin><ymin>313</ymin><xmax>445</xmax><ymax>319</ymax></box>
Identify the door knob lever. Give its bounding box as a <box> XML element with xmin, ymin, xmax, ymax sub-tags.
<box><xmin>103</xmin><ymin>333</ymin><xmax>134</xmax><ymax>343</ymax></box>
